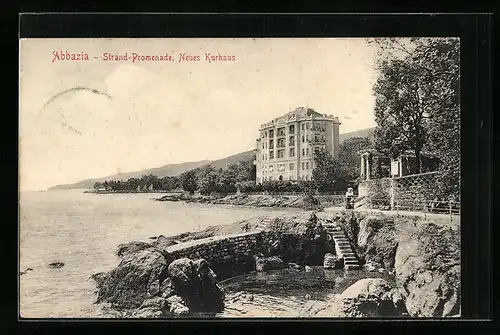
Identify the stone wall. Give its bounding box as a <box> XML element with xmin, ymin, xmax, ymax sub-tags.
<box><xmin>165</xmin><ymin>231</ymin><xmax>263</xmax><ymax>280</ymax></box>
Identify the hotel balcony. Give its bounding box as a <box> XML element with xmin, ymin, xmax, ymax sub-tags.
<box><xmin>277</xmin><ymin>143</ymin><xmax>286</xmax><ymax>148</ymax></box>
<box><xmin>308</xmin><ymin>138</ymin><xmax>326</xmax><ymax>144</ymax></box>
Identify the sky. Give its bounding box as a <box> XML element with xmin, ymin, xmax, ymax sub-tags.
<box><xmin>19</xmin><ymin>38</ymin><xmax>380</xmax><ymax>191</ymax></box>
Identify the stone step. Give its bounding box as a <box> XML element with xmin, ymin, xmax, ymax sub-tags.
<box><xmin>345</xmin><ymin>264</ymin><xmax>361</xmax><ymax>270</ymax></box>
<box><xmin>340</xmin><ymin>253</ymin><xmax>356</xmax><ymax>258</ymax></box>
<box><xmin>344</xmin><ymin>260</ymin><xmax>360</xmax><ymax>265</ymax></box>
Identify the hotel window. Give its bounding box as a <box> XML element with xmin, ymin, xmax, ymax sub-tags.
<box><xmin>289</xmin><ymin>148</ymin><xmax>295</xmax><ymax>157</ymax></box>
<box><xmin>306</xmin><ymin>134</ymin><xmax>309</xmax><ymax>142</ymax></box>
<box><xmin>265</xmin><ymin>154</ymin><xmax>267</xmax><ymax>160</ymax></box>
<box><xmin>270</xmin><ymin>151</ymin><xmax>274</xmax><ymax>159</ymax></box>
<box><xmin>302</xmin><ymin>123</ymin><xmax>305</xmax><ymax>130</ymax></box>
<box><xmin>302</xmin><ymin>162</ymin><xmax>305</xmax><ymax>170</ymax></box>
<box><xmin>306</xmin><ymin>123</ymin><xmax>310</xmax><ymax>129</ymax></box>
<box><xmin>269</xmin><ymin>129</ymin><xmax>274</xmax><ymax>137</ymax></box>
<box><xmin>289</xmin><ymin>125</ymin><xmax>295</xmax><ymax>133</ymax></box>
<box><xmin>277</xmin><ymin>150</ymin><xmax>284</xmax><ymax>158</ymax></box>
<box><xmin>269</xmin><ymin>165</ymin><xmax>274</xmax><ymax>172</ymax></box>
<box><xmin>306</xmin><ymin>148</ymin><xmax>309</xmax><ymax>156</ymax></box>
<box><xmin>306</xmin><ymin>162</ymin><xmax>309</xmax><ymax>170</ymax></box>
<box><xmin>277</xmin><ymin>138</ymin><xmax>285</xmax><ymax>148</ymax></box>
<box><xmin>269</xmin><ymin>139</ymin><xmax>274</xmax><ymax>148</ymax></box>
<box><xmin>289</xmin><ymin>163</ymin><xmax>294</xmax><ymax>171</ymax></box>
<box><xmin>302</xmin><ymin>148</ymin><xmax>305</xmax><ymax>155</ymax></box>
<box><xmin>268</xmin><ymin>176</ymin><xmax>273</xmax><ymax>181</ymax></box>
<box><xmin>278</xmin><ymin>127</ymin><xmax>286</xmax><ymax>136</ymax></box>
<box><xmin>302</xmin><ymin>135</ymin><xmax>305</xmax><ymax>143</ymax></box>
<box><xmin>278</xmin><ymin>164</ymin><xmax>285</xmax><ymax>172</ymax></box>
<box><xmin>289</xmin><ymin>136</ymin><xmax>295</xmax><ymax>146</ymax></box>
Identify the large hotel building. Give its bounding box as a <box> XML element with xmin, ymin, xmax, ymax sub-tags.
<box><xmin>254</xmin><ymin>107</ymin><xmax>341</xmax><ymax>183</ymax></box>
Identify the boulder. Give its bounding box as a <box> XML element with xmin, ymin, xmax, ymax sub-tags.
<box><xmin>299</xmin><ymin>278</ymin><xmax>408</xmax><ymax>317</ymax></box>
<box><xmin>167</xmin><ymin>258</ymin><xmax>224</xmax><ymax>312</ymax></box>
<box><xmin>92</xmin><ymin>248</ymin><xmax>169</xmax><ymax>308</ymax></box>
<box><xmin>48</xmin><ymin>262</ymin><xmax>65</xmax><ymax>269</ymax></box>
<box><xmin>395</xmin><ymin>223</ymin><xmax>460</xmax><ymax>317</ymax></box>
<box><xmin>323</xmin><ymin>253</ymin><xmax>343</xmax><ymax>269</ymax></box>
<box><xmin>255</xmin><ymin>256</ymin><xmax>287</xmax><ymax>272</ymax></box>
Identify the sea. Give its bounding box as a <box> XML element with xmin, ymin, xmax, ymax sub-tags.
<box><xmin>19</xmin><ymin>189</ymin><xmax>391</xmax><ymax>318</ymax></box>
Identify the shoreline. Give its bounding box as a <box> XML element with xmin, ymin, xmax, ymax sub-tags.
<box><xmin>91</xmin><ymin>211</ymin><xmax>460</xmax><ymax>318</ymax></box>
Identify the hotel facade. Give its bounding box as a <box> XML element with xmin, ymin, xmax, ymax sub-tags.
<box><xmin>254</xmin><ymin>107</ymin><xmax>341</xmax><ymax>183</ymax></box>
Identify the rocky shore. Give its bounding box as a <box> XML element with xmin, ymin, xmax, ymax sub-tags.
<box><xmin>91</xmin><ymin>211</ymin><xmax>460</xmax><ymax>318</ymax></box>
<box><xmin>155</xmin><ymin>193</ymin><xmax>324</xmax><ymax>210</ymax></box>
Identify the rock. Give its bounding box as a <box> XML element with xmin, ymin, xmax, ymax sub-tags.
<box><xmin>305</xmin><ymin>294</ymin><xmax>312</xmax><ymax>299</ymax></box>
<box><xmin>48</xmin><ymin>262</ymin><xmax>65</xmax><ymax>269</ymax></box>
<box><xmin>299</xmin><ymin>278</ymin><xmax>408</xmax><ymax>317</ymax></box>
<box><xmin>255</xmin><ymin>256</ymin><xmax>287</xmax><ymax>272</ymax></box>
<box><xmin>305</xmin><ymin>265</ymin><xmax>313</xmax><ymax>272</ymax></box>
<box><xmin>92</xmin><ymin>248</ymin><xmax>168</xmax><ymax>308</ymax></box>
<box><xmin>115</xmin><ymin>241</ymin><xmax>153</xmax><ymax>258</ymax></box>
<box><xmin>323</xmin><ymin>253</ymin><xmax>342</xmax><ymax>269</ymax></box>
<box><xmin>364</xmin><ymin>261</ymin><xmax>382</xmax><ymax>272</ymax></box>
<box><xmin>167</xmin><ymin>295</ymin><xmax>190</xmax><ymax>316</ymax></box>
<box><xmin>20</xmin><ymin>268</ymin><xmax>33</xmax><ymax>276</ymax></box>
<box><xmin>130</xmin><ymin>307</ymin><xmax>163</xmax><ymax>318</ymax></box>
<box><xmin>167</xmin><ymin>258</ymin><xmax>224</xmax><ymax>312</ymax></box>
<box><xmin>160</xmin><ymin>278</ymin><xmax>175</xmax><ymax>298</ymax></box>
<box><xmin>395</xmin><ymin>222</ymin><xmax>460</xmax><ymax>317</ymax></box>
<box><xmin>139</xmin><ymin>297</ymin><xmax>166</xmax><ymax>310</ymax></box>
<box><xmin>288</xmin><ymin>262</ymin><xmax>302</xmax><ymax>271</ymax></box>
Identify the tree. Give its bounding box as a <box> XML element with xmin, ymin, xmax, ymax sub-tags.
<box><xmin>370</xmin><ymin>37</ymin><xmax>459</xmax><ymax>177</ymax></box>
<box><xmin>312</xmin><ymin>148</ymin><xmax>343</xmax><ymax>192</ymax></box>
<box><xmin>196</xmin><ymin>165</ymin><xmax>218</xmax><ymax>195</ymax></box>
<box><xmin>180</xmin><ymin>170</ymin><xmax>197</xmax><ymax>194</ymax></box>
<box><xmin>338</xmin><ymin>137</ymin><xmax>372</xmax><ymax>185</ymax></box>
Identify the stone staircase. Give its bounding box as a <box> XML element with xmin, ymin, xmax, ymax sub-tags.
<box><xmin>322</xmin><ymin>223</ymin><xmax>360</xmax><ymax>270</ymax></box>
<box><xmin>255</xmin><ymin>217</ymin><xmax>273</xmax><ymax>232</ymax></box>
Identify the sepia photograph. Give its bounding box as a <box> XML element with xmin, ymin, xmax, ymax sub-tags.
<box><xmin>19</xmin><ymin>37</ymin><xmax>460</xmax><ymax>319</ymax></box>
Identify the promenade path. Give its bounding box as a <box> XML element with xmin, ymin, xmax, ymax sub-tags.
<box><xmin>322</xmin><ymin>205</ymin><xmax>460</xmax><ymax>228</ymax></box>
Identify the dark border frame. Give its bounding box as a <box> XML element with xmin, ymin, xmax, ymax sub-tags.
<box><xmin>13</xmin><ymin>12</ymin><xmax>493</xmax><ymax>333</ymax></box>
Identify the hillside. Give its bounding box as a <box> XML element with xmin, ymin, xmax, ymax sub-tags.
<box><xmin>48</xmin><ymin>127</ymin><xmax>374</xmax><ymax>190</ymax></box>
<box><xmin>48</xmin><ymin>160</ymin><xmax>211</xmax><ymax>190</ymax></box>
<box><xmin>339</xmin><ymin>127</ymin><xmax>375</xmax><ymax>143</ymax></box>
<box><xmin>48</xmin><ymin>151</ymin><xmax>255</xmax><ymax>191</ymax></box>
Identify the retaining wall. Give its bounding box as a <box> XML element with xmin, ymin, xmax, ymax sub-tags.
<box><xmin>164</xmin><ymin>231</ymin><xmax>264</xmax><ymax>279</ymax></box>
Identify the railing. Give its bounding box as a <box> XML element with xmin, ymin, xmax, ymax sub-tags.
<box><xmin>307</xmin><ymin>138</ymin><xmax>326</xmax><ymax>144</ymax></box>
<box><xmin>277</xmin><ymin>143</ymin><xmax>286</xmax><ymax>148</ymax></box>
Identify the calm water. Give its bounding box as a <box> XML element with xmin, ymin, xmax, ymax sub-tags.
<box><xmin>19</xmin><ymin>190</ymin><xmax>302</xmax><ymax>318</ymax></box>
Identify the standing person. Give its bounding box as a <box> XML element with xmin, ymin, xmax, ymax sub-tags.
<box><xmin>345</xmin><ymin>187</ymin><xmax>355</xmax><ymax>209</ymax></box>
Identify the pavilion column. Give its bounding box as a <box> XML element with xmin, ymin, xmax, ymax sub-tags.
<box><xmin>366</xmin><ymin>155</ymin><xmax>371</xmax><ymax>180</ymax></box>
<box><xmin>360</xmin><ymin>154</ymin><xmax>365</xmax><ymax>180</ymax></box>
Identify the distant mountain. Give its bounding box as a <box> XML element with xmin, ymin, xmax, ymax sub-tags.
<box><xmin>48</xmin><ymin>151</ymin><xmax>255</xmax><ymax>191</ymax></box>
<box><xmin>49</xmin><ymin>127</ymin><xmax>374</xmax><ymax>190</ymax></box>
<box><xmin>48</xmin><ymin>160</ymin><xmax>211</xmax><ymax>190</ymax></box>
<box><xmin>339</xmin><ymin>127</ymin><xmax>375</xmax><ymax>143</ymax></box>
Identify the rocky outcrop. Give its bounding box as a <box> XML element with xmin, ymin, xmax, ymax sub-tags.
<box><xmin>395</xmin><ymin>222</ymin><xmax>460</xmax><ymax>317</ymax></box>
<box><xmin>93</xmin><ymin>247</ymin><xmax>169</xmax><ymax>308</ymax></box>
<box><xmin>357</xmin><ymin>215</ymin><xmax>398</xmax><ymax>270</ymax></box>
<box><xmin>259</xmin><ymin>213</ymin><xmax>331</xmax><ymax>265</ymax></box>
<box><xmin>156</xmin><ymin>193</ymin><xmax>324</xmax><ymax>210</ymax></box>
<box><xmin>167</xmin><ymin>258</ymin><xmax>225</xmax><ymax>312</ymax></box>
<box><xmin>299</xmin><ymin>278</ymin><xmax>408</xmax><ymax>317</ymax></box>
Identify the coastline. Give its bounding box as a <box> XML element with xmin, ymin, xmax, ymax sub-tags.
<box><xmin>91</xmin><ymin>211</ymin><xmax>460</xmax><ymax>318</ymax></box>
